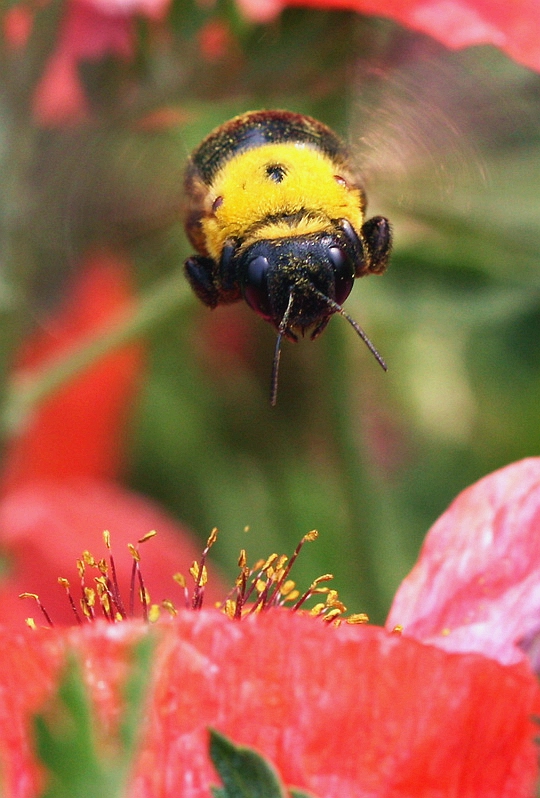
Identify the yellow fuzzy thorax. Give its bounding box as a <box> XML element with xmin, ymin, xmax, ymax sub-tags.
<box><xmin>202</xmin><ymin>142</ymin><xmax>364</xmax><ymax>261</ymax></box>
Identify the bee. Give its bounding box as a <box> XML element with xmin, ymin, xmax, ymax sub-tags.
<box><xmin>183</xmin><ymin>110</ymin><xmax>391</xmax><ymax>404</ymax></box>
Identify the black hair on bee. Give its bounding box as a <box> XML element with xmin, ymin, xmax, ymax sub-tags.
<box><xmin>183</xmin><ymin>110</ymin><xmax>391</xmax><ymax>405</ymax></box>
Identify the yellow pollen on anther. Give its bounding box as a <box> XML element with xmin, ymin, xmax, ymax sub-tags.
<box><xmin>139</xmin><ymin>530</ymin><xmax>157</xmax><ymax>544</ymax></box>
<box><xmin>304</xmin><ymin>530</ymin><xmax>319</xmax><ymax>543</ymax></box>
<box><xmin>261</xmin><ymin>553</ymin><xmax>279</xmax><ymax>571</ymax></box>
<box><xmin>190</xmin><ymin>562</ymin><xmax>208</xmax><ymax>585</ymax></box>
<box><xmin>323</xmin><ymin>608</ymin><xmax>342</xmax><ymax>622</ymax></box>
<box><xmin>275</xmin><ymin>555</ymin><xmax>287</xmax><ymax>571</ymax></box>
<box><xmin>312</xmin><ymin>574</ymin><xmax>333</xmax><ymax>586</ymax></box>
<box><xmin>162</xmin><ymin>599</ymin><xmax>177</xmax><ymax>616</ymax></box>
<box><xmin>281</xmin><ymin>580</ymin><xmax>296</xmax><ymax>595</ymax></box>
<box><xmin>139</xmin><ymin>587</ymin><xmax>151</xmax><ymax>604</ymax></box>
<box><xmin>328</xmin><ymin>599</ymin><xmax>347</xmax><ymax>613</ymax></box>
<box><xmin>347</xmin><ymin>613</ymin><xmax>369</xmax><ymax>624</ymax></box>
<box><xmin>128</xmin><ymin>544</ymin><xmax>140</xmax><ymax>562</ymax></box>
<box><xmin>103</xmin><ymin>530</ymin><xmax>111</xmax><ymax>549</ymax></box>
<box><xmin>84</xmin><ymin>587</ymin><xmax>96</xmax><ymax>607</ymax></box>
<box><xmin>173</xmin><ymin>573</ymin><xmax>186</xmax><ymax>587</ymax></box>
<box><xmin>25</xmin><ymin>618</ymin><xmax>37</xmax><ymax>630</ymax></box>
<box><xmin>223</xmin><ymin>600</ymin><xmax>236</xmax><ymax>619</ymax></box>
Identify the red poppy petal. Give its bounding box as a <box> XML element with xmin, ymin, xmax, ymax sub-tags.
<box><xmin>79</xmin><ymin>0</ymin><xmax>172</xmax><ymax>21</ymax></box>
<box><xmin>0</xmin><ymin>479</ymin><xmax>224</xmax><ymax>628</ymax></box>
<box><xmin>257</xmin><ymin>0</ymin><xmax>540</xmax><ymax>73</ymax></box>
<box><xmin>142</xmin><ymin>613</ymin><xmax>540</xmax><ymax>797</ymax></box>
<box><xmin>387</xmin><ymin>458</ymin><xmax>540</xmax><ymax>666</ymax></box>
<box><xmin>1</xmin><ymin>612</ymin><xmax>538</xmax><ymax>797</ymax></box>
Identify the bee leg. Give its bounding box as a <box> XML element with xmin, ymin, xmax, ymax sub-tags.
<box><xmin>361</xmin><ymin>216</ymin><xmax>392</xmax><ymax>275</ymax></box>
<box><xmin>341</xmin><ymin>219</ymin><xmax>367</xmax><ymax>276</ymax></box>
<box><xmin>310</xmin><ymin>315</ymin><xmax>331</xmax><ymax>340</ymax></box>
<box><xmin>219</xmin><ymin>241</ymin><xmax>239</xmax><ymax>293</ymax></box>
<box><xmin>184</xmin><ymin>255</ymin><xmax>220</xmax><ymax>308</ymax></box>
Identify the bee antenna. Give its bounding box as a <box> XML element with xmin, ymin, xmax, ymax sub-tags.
<box><xmin>309</xmin><ymin>285</ymin><xmax>387</xmax><ymax>371</ymax></box>
<box><xmin>270</xmin><ymin>290</ymin><xmax>295</xmax><ymax>406</ymax></box>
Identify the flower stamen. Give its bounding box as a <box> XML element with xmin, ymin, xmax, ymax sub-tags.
<box><xmin>19</xmin><ymin>593</ymin><xmax>54</xmax><ymax>627</ymax></box>
<box><xmin>57</xmin><ymin>579</ymin><xmax>83</xmax><ymax>625</ymax></box>
<box><xmin>21</xmin><ymin>527</ymin><xmax>366</xmax><ymax>628</ymax></box>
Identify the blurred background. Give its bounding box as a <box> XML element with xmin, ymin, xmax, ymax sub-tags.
<box><xmin>1</xmin><ymin>0</ymin><xmax>539</xmax><ymax>624</ymax></box>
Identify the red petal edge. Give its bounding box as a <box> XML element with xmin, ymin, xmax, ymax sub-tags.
<box><xmin>260</xmin><ymin>0</ymin><xmax>540</xmax><ymax>73</ymax></box>
<box><xmin>387</xmin><ymin>457</ymin><xmax>540</xmax><ymax>666</ymax></box>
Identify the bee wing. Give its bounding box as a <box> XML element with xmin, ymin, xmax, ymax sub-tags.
<box><xmin>34</xmin><ymin>125</ymin><xmax>187</xmax><ymax>248</ymax></box>
<box><xmin>27</xmin><ymin>122</ymin><xmax>192</xmax><ymax>317</ymax></box>
<box><xmin>348</xmin><ymin>32</ymin><xmax>540</xmax><ymax>239</ymax></box>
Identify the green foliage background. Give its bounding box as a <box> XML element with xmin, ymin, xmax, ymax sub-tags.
<box><xmin>1</xmin><ymin>0</ymin><xmax>540</xmax><ymax>623</ymax></box>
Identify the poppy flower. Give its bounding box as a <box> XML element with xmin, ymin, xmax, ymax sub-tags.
<box><xmin>237</xmin><ymin>0</ymin><xmax>540</xmax><ymax>73</ymax></box>
<box><xmin>0</xmin><ymin>249</ymin><xmax>223</xmax><ymax>628</ymax></box>
<box><xmin>0</xmin><ymin>460</ymin><xmax>539</xmax><ymax>797</ymax></box>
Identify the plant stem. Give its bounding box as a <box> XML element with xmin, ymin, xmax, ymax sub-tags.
<box><xmin>323</xmin><ymin>322</ymin><xmax>391</xmax><ymax>623</ymax></box>
<box><xmin>1</xmin><ymin>268</ymin><xmax>191</xmax><ymax>439</ymax></box>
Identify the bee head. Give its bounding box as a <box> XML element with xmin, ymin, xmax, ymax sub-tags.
<box><xmin>228</xmin><ymin>222</ymin><xmax>385</xmax><ymax>405</ymax></box>
<box><xmin>236</xmin><ymin>227</ymin><xmax>360</xmax><ymax>338</ymax></box>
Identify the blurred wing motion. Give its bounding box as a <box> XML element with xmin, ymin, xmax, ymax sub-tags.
<box><xmin>349</xmin><ymin>32</ymin><xmax>540</xmax><ymax>279</ymax></box>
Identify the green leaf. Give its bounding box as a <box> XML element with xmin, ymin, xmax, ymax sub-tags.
<box><xmin>34</xmin><ymin>653</ymin><xmax>120</xmax><ymax>798</ymax></box>
<box><xmin>34</xmin><ymin>635</ymin><xmax>157</xmax><ymax>798</ymax></box>
<box><xmin>118</xmin><ymin>634</ymin><xmax>157</xmax><ymax>755</ymax></box>
<box><xmin>209</xmin><ymin>729</ymin><xmax>287</xmax><ymax>798</ymax></box>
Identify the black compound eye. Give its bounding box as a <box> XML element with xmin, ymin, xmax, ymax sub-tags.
<box><xmin>243</xmin><ymin>255</ymin><xmax>272</xmax><ymax>318</ymax></box>
<box><xmin>328</xmin><ymin>246</ymin><xmax>355</xmax><ymax>305</ymax></box>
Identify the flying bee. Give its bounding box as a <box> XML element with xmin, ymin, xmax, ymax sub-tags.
<box><xmin>183</xmin><ymin>110</ymin><xmax>391</xmax><ymax>404</ymax></box>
